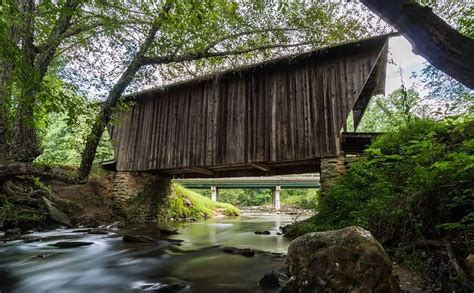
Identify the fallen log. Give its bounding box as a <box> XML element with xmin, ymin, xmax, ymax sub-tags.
<box><xmin>0</xmin><ymin>163</ymin><xmax>82</xmax><ymax>184</ymax></box>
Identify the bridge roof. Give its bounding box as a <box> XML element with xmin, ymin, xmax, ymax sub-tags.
<box><xmin>124</xmin><ymin>32</ymin><xmax>398</xmax><ymax>102</ymax></box>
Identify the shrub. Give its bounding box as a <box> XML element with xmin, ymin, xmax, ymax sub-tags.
<box><xmin>294</xmin><ymin>116</ymin><xmax>474</xmax><ymax>244</ymax></box>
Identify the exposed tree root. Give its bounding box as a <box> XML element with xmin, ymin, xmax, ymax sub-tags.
<box><xmin>443</xmin><ymin>238</ymin><xmax>474</xmax><ymax>290</ymax></box>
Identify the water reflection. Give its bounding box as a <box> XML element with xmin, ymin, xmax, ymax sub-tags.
<box><xmin>0</xmin><ymin>214</ymin><xmax>296</xmax><ymax>292</ymax></box>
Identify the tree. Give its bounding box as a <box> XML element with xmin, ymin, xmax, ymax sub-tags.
<box><xmin>361</xmin><ymin>0</ymin><xmax>474</xmax><ymax>89</ymax></box>
<box><xmin>77</xmin><ymin>1</ymin><xmax>381</xmax><ymax>179</ymax></box>
<box><xmin>0</xmin><ymin>1</ymin><xmax>18</xmax><ymax>164</ymax></box>
<box><xmin>357</xmin><ymin>87</ymin><xmax>426</xmax><ymax>132</ymax></box>
<box><xmin>8</xmin><ymin>0</ymin><xmax>82</xmax><ymax>162</ymax></box>
<box><xmin>0</xmin><ymin>0</ymin><xmax>132</xmax><ymax>165</ymax></box>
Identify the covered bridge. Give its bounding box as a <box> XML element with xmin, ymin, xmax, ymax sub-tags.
<box><xmin>108</xmin><ymin>34</ymin><xmax>392</xmax><ymax>178</ymax></box>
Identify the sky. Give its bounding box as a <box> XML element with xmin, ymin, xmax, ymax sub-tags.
<box><xmin>385</xmin><ymin>36</ymin><xmax>428</xmax><ymax>96</ymax></box>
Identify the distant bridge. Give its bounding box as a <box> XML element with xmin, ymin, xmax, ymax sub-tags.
<box><xmin>175</xmin><ymin>175</ymin><xmax>320</xmax><ymax>210</ymax></box>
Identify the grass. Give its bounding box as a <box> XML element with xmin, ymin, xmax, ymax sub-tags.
<box><xmin>280</xmin><ymin>189</ymin><xmax>319</xmax><ymax>209</ymax></box>
<box><xmin>165</xmin><ymin>184</ymin><xmax>240</xmax><ymax>220</ymax></box>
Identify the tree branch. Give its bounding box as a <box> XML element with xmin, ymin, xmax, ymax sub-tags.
<box><xmin>77</xmin><ymin>1</ymin><xmax>174</xmax><ymax>179</ymax></box>
<box><xmin>202</xmin><ymin>27</ymin><xmax>309</xmax><ymax>53</ymax></box>
<box><xmin>35</xmin><ymin>0</ymin><xmax>81</xmax><ymax>79</ymax></box>
<box><xmin>141</xmin><ymin>42</ymin><xmax>310</xmax><ymax>66</ymax></box>
<box><xmin>361</xmin><ymin>0</ymin><xmax>474</xmax><ymax>89</ymax></box>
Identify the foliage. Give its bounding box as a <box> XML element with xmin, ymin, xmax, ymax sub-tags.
<box><xmin>218</xmin><ymin>189</ymin><xmax>272</xmax><ymax>206</ymax></box>
<box><xmin>37</xmin><ymin>111</ymin><xmax>114</xmax><ymax>166</ymax></box>
<box><xmin>356</xmin><ymin>88</ymin><xmax>428</xmax><ymax>132</ymax></box>
<box><xmin>62</xmin><ymin>1</ymin><xmax>382</xmax><ymax>99</ymax></box>
<box><xmin>416</xmin><ymin>65</ymin><xmax>474</xmax><ymax>116</ymax></box>
<box><xmin>290</xmin><ymin>117</ymin><xmax>474</xmax><ymax>243</ymax></box>
<box><xmin>281</xmin><ymin>189</ymin><xmax>319</xmax><ymax>209</ymax></box>
<box><xmin>0</xmin><ymin>199</ymin><xmax>47</xmax><ymax>230</ymax></box>
<box><xmin>125</xmin><ymin>182</ymin><xmax>239</xmax><ymax>223</ymax></box>
<box><xmin>193</xmin><ymin>187</ymin><xmax>318</xmax><ymax>208</ymax></box>
<box><xmin>168</xmin><ymin>184</ymin><xmax>239</xmax><ymax>219</ymax></box>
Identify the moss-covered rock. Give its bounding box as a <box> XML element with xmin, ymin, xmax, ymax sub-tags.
<box><xmin>285</xmin><ymin>226</ymin><xmax>399</xmax><ymax>292</ymax></box>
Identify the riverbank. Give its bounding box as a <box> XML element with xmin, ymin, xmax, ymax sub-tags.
<box><xmin>0</xmin><ymin>170</ymin><xmax>239</xmax><ymax>233</ymax></box>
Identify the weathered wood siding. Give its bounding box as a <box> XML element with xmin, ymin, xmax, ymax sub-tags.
<box><xmin>110</xmin><ymin>36</ymin><xmax>389</xmax><ymax>172</ymax></box>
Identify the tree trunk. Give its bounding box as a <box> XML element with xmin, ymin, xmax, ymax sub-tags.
<box><xmin>10</xmin><ymin>0</ymin><xmax>81</xmax><ymax>163</ymax></box>
<box><xmin>0</xmin><ymin>1</ymin><xmax>20</xmax><ymax>164</ymax></box>
<box><xmin>10</xmin><ymin>0</ymin><xmax>41</xmax><ymax>162</ymax></box>
<box><xmin>11</xmin><ymin>88</ymin><xmax>42</xmax><ymax>162</ymax></box>
<box><xmin>78</xmin><ymin>23</ymin><xmax>163</xmax><ymax>180</ymax></box>
<box><xmin>361</xmin><ymin>0</ymin><xmax>474</xmax><ymax>89</ymax></box>
<box><xmin>0</xmin><ymin>59</ymin><xmax>13</xmax><ymax>164</ymax></box>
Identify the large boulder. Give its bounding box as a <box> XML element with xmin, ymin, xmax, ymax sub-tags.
<box><xmin>285</xmin><ymin>226</ymin><xmax>399</xmax><ymax>292</ymax></box>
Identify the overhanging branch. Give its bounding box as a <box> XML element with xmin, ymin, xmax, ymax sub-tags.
<box><xmin>35</xmin><ymin>0</ymin><xmax>81</xmax><ymax>79</ymax></box>
<box><xmin>141</xmin><ymin>42</ymin><xmax>310</xmax><ymax>66</ymax></box>
<box><xmin>361</xmin><ymin>0</ymin><xmax>474</xmax><ymax>89</ymax></box>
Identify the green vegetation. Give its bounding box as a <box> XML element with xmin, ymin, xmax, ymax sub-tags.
<box><xmin>192</xmin><ymin>188</ymin><xmax>318</xmax><ymax>209</ymax></box>
<box><xmin>198</xmin><ymin>189</ymin><xmax>272</xmax><ymax>207</ymax></box>
<box><xmin>286</xmin><ymin>116</ymin><xmax>474</xmax><ymax>241</ymax></box>
<box><xmin>125</xmin><ymin>182</ymin><xmax>239</xmax><ymax>223</ymax></box>
<box><xmin>37</xmin><ymin>112</ymin><xmax>114</xmax><ymax>166</ymax></box>
<box><xmin>281</xmin><ymin>189</ymin><xmax>319</xmax><ymax>209</ymax></box>
<box><xmin>165</xmin><ymin>184</ymin><xmax>240</xmax><ymax>220</ymax></box>
<box><xmin>0</xmin><ymin>201</ymin><xmax>47</xmax><ymax>230</ymax></box>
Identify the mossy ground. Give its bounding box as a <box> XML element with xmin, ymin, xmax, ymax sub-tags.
<box><xmin>165</xmin><ymin>184</ymin><xmax>240</xmax><ymax>220</ymax></box>
<box><xmin>1</xmin><ymin>169</ymin><xmax>240</xmax><ymax>232</ymax></box>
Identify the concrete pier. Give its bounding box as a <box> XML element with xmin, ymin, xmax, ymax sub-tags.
<box><xmin>272</xmin><ymin>185</ymin><xmax>281</xmax><ymax>210</ymax></box>
<box><xmin>211</xmin><ymin>185</ymin><xmax>218</xmax><ymax>202</ymax></box>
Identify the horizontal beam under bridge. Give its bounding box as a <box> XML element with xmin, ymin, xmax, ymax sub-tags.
<box><xmin>174</xmin><ymin>176</ymin><xmax>320</xmax><ymax>189</ymax></box>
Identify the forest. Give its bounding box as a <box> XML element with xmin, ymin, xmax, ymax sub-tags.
<box><xmin>0</xmin><ymin>1</ymin><xmax>473</xmax><ymax>292</ymax></box>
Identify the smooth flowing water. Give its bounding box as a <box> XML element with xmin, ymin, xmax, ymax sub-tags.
<box><xmin>0</xmin><ymin>213</ymin><xmax>297</xmax><ymax>292</ymax></box>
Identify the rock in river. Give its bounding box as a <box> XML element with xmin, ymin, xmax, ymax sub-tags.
<box><xmin>5</xmin><ymin>228</ymin><xmax>21</xmax><ymax>237</ymax></box>
<box><xmin>50</xmin><ymin>241</ymin><xmax>94</xmax><ymax>248</ymax></box>
<box><xmin>160</xmin><ymin>229</ymin><xmax>179</xmax><ymax>235</ymax></box>
<box><xmin>285</xmin><ymin>226</ymin><xmax>399</xmax><ymax>292</ymax></box>
<box><xmin>222</xmin><ymin>246</ymin><xmax>255</xmax><ymax>257</ymax></box>
<box><xmin>42</xmin><ymin>197</ymin><xmax>72</xmax><ymax>227</ymax></box>
<box><xmin>259</xmin><ymin>268</ymin><xmax>289</xmax><ymax>288</ymax></box>
<box><xmin>87</xmin><ymin>229</ymin><xmax>110</xmax><ymax>235</ymax></box>
<box><xmin>123</xmin><ymin>234</ymin><xmax>156</xmax><ymax>243</ymax></box>
<box><xmin>254</xmin><ymin>230</ymin><xmax>271</xmax><ymax>235</ymax></box>
<box><xmin>141</xmin><ymin>283</ymin><xmax>186</xmax><ymax>292</ymax></box>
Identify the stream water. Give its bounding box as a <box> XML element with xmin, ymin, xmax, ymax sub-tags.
<box><xmin>0</xmin><ymin>213</ymin><xmax>298</xmax><ymax>292</ymax></box>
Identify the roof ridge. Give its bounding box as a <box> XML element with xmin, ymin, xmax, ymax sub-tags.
<box><xmin>124</xmin><ymin>32</ymin><xmax>399</xmax><ymax>100</ymax></box>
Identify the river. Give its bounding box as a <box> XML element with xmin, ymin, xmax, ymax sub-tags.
<box><xmin>0</xmin><ymin>213</ymin><xmax>298</xmax><ymax>292</ymax></box>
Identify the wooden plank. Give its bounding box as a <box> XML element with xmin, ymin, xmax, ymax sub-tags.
<box><xmin>249</xmin><ymin>162</ymin><xmax>271</xmax><ymax>172</ymax></box>
<box><xmin>187</xmin><ymin>166</ymin><xmax>214</xmax><ymax>176</ymax></box>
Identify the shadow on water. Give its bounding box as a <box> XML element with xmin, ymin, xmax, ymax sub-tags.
<box><xmin>0</xmin><ymin>214</ymin><xmax>297</xmax><ymax>292</ymax></box>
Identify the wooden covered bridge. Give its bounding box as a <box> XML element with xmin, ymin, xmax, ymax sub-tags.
<box><xmin>107</xmin><ymin>34</ymin><xmax>391</xmax><ymax>178</ymax></box>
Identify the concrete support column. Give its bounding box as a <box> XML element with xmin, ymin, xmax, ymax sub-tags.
<box><xmin>272</xmin><ymin>185</ymin><xmax>281</xmax><ymax>210</ymax></box>
<box><xmin>211</xmin><ymin>186</ymin><xmax>218</xmax><ymax>202</ymax></box>
<box><xmin>320</xmin><ymin>156</ymin><xmax>347</xmax><ymax>197</ymax></box>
